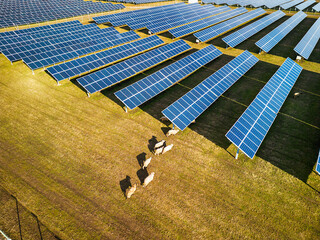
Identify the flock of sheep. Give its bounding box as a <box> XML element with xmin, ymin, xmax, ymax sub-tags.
<box><xmin>125</xmin><ymin>121</ymin><xmax>180</xmax><ymax>199</ymax></box>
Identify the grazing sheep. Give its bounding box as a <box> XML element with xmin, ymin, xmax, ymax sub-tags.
<box><xmin>142</xmin><ymin>157</ymin><xmax>152</xmax><ymax>169</ymax></box>
<box><xmin>154</xmin><ymin>140</ymin><xmax>166</xmax><ymax>149</ymax></box>
<box><xmin>154</xmin><ymin>146</ymin><xmax>164</xmax><ymax>155</ymax></box>
<box><xmin>143</xmin><ymin>172</ymin><xmax>155</xmax><ymax>187</ymax></box>
<box><xmin>126</xmin><ymin>184</ymin><xmax>137</xmax><ymax>199</ymax></box>
<box><xmin>166</xmin><ymin>129</ymin><xmax>179</xmax><ymax>137</ymax></box>
<box><xmin>162</xmin><ymin>144</ymin><xmax>173</xmax><ymax>154</ymax></box>
<box><xmin>160</xmin><ymin>116</ymin><xmax>169</xmax><ymax>122</ymax></box>
<box><xmin>293</xmin><ymin>92</ymin><xmax>302</xmax><ymax>99</ymax></box>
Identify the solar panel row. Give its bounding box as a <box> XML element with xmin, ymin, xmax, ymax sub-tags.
<box><xmin>0</xmin><ymin>0</ymin><xmax>124</xmax><ymax>28</ymax></box>
<box><xmin>23</xmin><ymin>31</ymin><xmax>140</xmax><ymax>70</ymax></box>
<box><xmin>316</xmin><ymin>150</ymin><xmax>320</xmax><ymax>175</ymax></box>
<box><xmin>313</xmin><ymin>3</ymin><xmax>320</xmax><ymax>12</ymax></box>
<box><xmin>294</xmin><ymin>17</ymin><xmax>320</xmax><ymax>60</ymax></box>
<box><xmin>255</xmin><ymin>11</ymin><xmax>307</xmax><ymax>53</ymax></box>
<box><xmin>114</xmin><ymin>45</ymin><xmax>222</xmax><ymax>109</ymax></box>
<box><xmin>161</xmin><ymin>50</ymin><xmax>259</xmax><ymax>131</ymax></box>
<box><xmin>194</xmin><ymin>8</ymin><xmax>266</xmax><ymax>43</ymax></box>
<box><xmin>47</xmin><ymin>35</ymin><xmax>163</xmax><ymax>82</ymax></box>
<box><xmin>226</xmin><ymin>58</ymin><xmax>303</xmax><ymax>159</ymax></box>
<box><xmin>222</xmin><ymin>10</ymin><xmax>285</xmax><ymax>48</ymax></box>
<box><xmin>169</xmin><ymin>6</ymin><xmax>238</xmax><ymax>38</ymax></box>
<box><xmin>2</xmin><ymin>25</ymin><xmax>119</xmax><ymax>62</ymax></box>
<box><xmin>78</xmin><ymin>40</ymin><xmax>192</xmax><ymax>94</ymax></box>
<box><xmin>280</xmin><ymin>0</ymin><xmax>304</xmax><ymax>10</ymax></box>
<box><xmin>296</xmin><ymin>0</ymin><xmax>316</xmax><ymax>11</ymax></box>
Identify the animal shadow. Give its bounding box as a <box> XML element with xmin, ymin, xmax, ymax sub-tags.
<box><xmin>137</xmin><ymin>168</ymin><xmax>149</xmax><ymax>185</ymax></box>
<box><xmin>161</xmin><ymin>127</ymin><xmax>171</xmax><ymax>136</ymax></box>
<box><xmin>148</xmin><ymin>135</ymin><xmax>158</xmax><ymax>152</ymax></box>
<box><xmin>136</xmin><ymin>152</ymin><xmax>147</xmax><ymax>168</ymax></box>
<box><xmin>119</xmin><ymin>175</ymin><xmax>132</xmax><ymax>197</ymax></box>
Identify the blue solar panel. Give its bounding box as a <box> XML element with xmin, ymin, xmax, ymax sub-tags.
<box><xmin>265</xmin><ymin>0</ymin><xmax>290</xmax><ymax>9</ymax></box>
<box><xmin>223</xmin><ymin>10</ymin><xmax>285</xmax><ymax>48</ymax></box>
<box><xmin>114</xmin><ymin>45</ymin><xmax>222</xmax><ymax>109</ymax></box>
<box><xmin>77</xmin><ymin>40</ymin><xmax>192</xmax><ymax>94</ymax></box>
<box><xmin>296</xmin><ymin>0</ymin><xmax>316</xmax><ymax>11</ymax></box>
<box><xmin>168</xmin><ymin>6</ymin><xmax>234</xmax><ymax>38</ymax></box>
<box><xmin>280</xmin><ymin>0</ymin><xmax>304</xmax><ymax>10</ymax></box>
<box><xmin>316</xmin><ymin>149</ymin><xmax>320</xmax><ymax>174</ymax></box>
<box><xmin>0</xmin><ymin>0</ymin><xmax>124</xmax><ymax>28</ymax></box>
<box><xmin>194</xmin><ymin>8</ymin><xmax>266</xmax><ymax>43</ymax></box>
<box><xmin>255</xmin><ymin>11</ymin><xmax>307</xmax><ymax>53</ymax></box>
<box><xmin>226</xmin><ymin>58</ymin><xmax>303</xmax><ymax>159</ymax></box>
<box><xmin>313</xmin><ymin>3</ymin><xmax>320</xmax><ymax>11</ymax></box>
<box><xmin>161</xmin><ymin>50</ymin><xmax>259</xmax><ymax>131</ymax></box>
<box><xmin>294</xmin><ymin>17</ymin><xmax>320</xmax><ymax>59</ymax></box>
<box><xmin>47</xmin><ymin>35</ymin><xmax>163</xmax><ymax>82</ymax></box>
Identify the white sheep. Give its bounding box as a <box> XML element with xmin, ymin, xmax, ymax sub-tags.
<box><xmin>126</xmin><ymin>184</ymin><xmax>137</xmax><ymax>199</ymax></box>
<box><xmin>143</xmin><ymin>172</ymin><xmax>155</xmax><ymax>187</ymax></box>
<box><xmin>142</xmin><ymin>157</ymin><xmax>152</xmax><ymax>169</ymax></box>
<box><xmin>166</xmin><ymin>129</ymin><xmax>179</xmax><ymax>137</ymax></box>
<box><xmin>293</xmin><ymin>92</ymin><xmax>302</xmax><ymax>98</ymax></box>
<box><xmin>154</xmin><ymin>146</ymin><xmax>164</xmax><ymax>155</ymax></box>
<box><xmin>162</xmin><ymin>144</ymin><xmax>173</xmax><ymax>154</ymax></box>
<box><xmin>154</xmin><ymin>140</ymin><xmax>166</xmax><ymax>149</ymax></box>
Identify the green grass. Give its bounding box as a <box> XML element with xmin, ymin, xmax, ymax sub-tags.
<box><xmin>0</xmin><ymin>3</ymin><xmax>320</xmax><ymax>239</ymax></box>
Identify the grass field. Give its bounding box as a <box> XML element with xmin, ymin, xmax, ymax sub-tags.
<box><xmin>0</xmin><ymin>2</ymin><xmax>320</xmax><ymax>239</ymax></box>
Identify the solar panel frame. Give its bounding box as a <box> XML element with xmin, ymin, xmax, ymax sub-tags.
<box><xmin>194</xmin><ymin>8</ymin><xmax>266</xmax><ymax>43</ymax></box>
<box><xmin>295</xmin><ymin>0</ymin><xmax>316</xmax><ymax>11</ymax></box>
<box><xmin>161</xmin><ymin>50</ymin><xmax>259</xmax><ymax>131</ymax></box>
<box><xmin>316</xmin><ymin>149</ymin><xmax>320</xmax><ymax>175</ymax></box>
<box><xmin>313</xmin><ymin>3</ymin><xmax>320</xmax><ymax>11</ymax></box>
<box><xmin>114</xmin><ymin>45</ymin><xmax>222</xmax><ymax>109</ymax></box>
<box><xmin>225</xmin><ymin>58</ymin><xmax>303</xmax><ymax>159</ymax></box>
<box><xmin>222</xmin><ymin>10</ymin><xmax>285</xmax><ymax>48</ymax></box>
<box><xmin>255</xmin><ymin>11</ymin><xmax>307</xmax><ymax>53</ymax></box>
<box><xmin>76</xmin><ymin>40</ymin><xmax>192</xmax><ymax>94</ymax></box>
<box><xmin>294</xmin><ymin>17</ymin><xmax>320</xmax><ymax>59</ymax></box>
<box><xmin>280</xmin><ymin>0</ymin><xmax>304</xmax><ymax>10</ymax></box>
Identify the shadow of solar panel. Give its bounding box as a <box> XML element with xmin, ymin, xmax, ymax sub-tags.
<box><xmin>222</xmin><ymin>10</ymin><xmax>285</xmax><ymax>48</ymax></box>
<box><xmin>161</xmin><ymin>50</ymin><xmax>258</xmax><ymax>131</ymax></box>
<box><xmin>194</xmin><ymin>8</ymin><xmax>266</xmax><ymax>43</ymax></box>
<box><xmin>47</xmin><ymin>35</ymin><xmax>165</xmax><ymax>82</ymax></box>
<box><xmin>255</xmin><ymin>11</ymin><xmax>307</xmax><ymax>53</ymax></box>
<box><xmin>78</xmin><ymin>40</ymin><xmax>191</xmax><ymax>94</ymax></box>
<box><xmin>294</xmin><ymin>17</ymin><xmax>320</xmax><ymax>59</ymax></box>
<box><xmin>226</xmin><ymin>58</ymin><xmax>303</xmax><ymax>159</ymax></box>
<box><xmin>114</xmin><ymin>45</ymin><xmax>222</xmax><ymax>109</ymax></box>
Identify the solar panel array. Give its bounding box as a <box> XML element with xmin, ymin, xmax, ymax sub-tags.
<box><xmin>294</xmin><ymin>17</ymin><xmax>320</xmax><ymax>59</ymax></box>
<box><xmin>47</xmin><ymin>35</ymin><xmax>163</xmax><ymax>82</ymax></box>
<box><xmin>313</xmin><ymin>3</ymin><xmax>320</xmax><ymax>12</ymax></box>
<box><xmin>94</xmin><ymin>3</ymin><xmax>187</xmax><ymax>25</ymax></box>
<box><xmin>194</xmin><ymin>8</ymin><xmax>266</xmax><ymax>43</ymax></box>
<box><xmin>296</xmin><ymin>0</ymin><xmax>316</xmax><ymax>11</ymax></box>
<box><xmin>77</xmin><ymin>40</ymin><xmax>192</xmax><ymax>94</ymax></box>
<box><xmin>256</xmin><ymin>11</ymin><xmax>307</xmax><ymax>53</ymax></box>
<box><xmin>114</xmin><ymin>45</ymin><xmax>222</xmax><ymax>109</ymax></box>
<box><xmin>1</xmin><ymin>24</ymin><xmax>122</xmax><ymax>63</ymax></box>
<box><xmin>161</xmin><ymin>50</ymin><xmax>259</xmax><ymax>131</ymax></box>
<box><xmin>0</xmin><ymin>0</ymin><xmax>124</xmax><ymax>28</ymax></box>
<box><xmin>223</xmin><ymin>10</ymin><xmax>285</xmax><ymax>48</ymax></box>
<box><xmin>111</xmin><ymin>0</ymin><xmax>173</xmax><ymax>4</ymax></box>
<box><xmin>316</xmin><ymin>149</ymin><xmax>320</xmax><ymax>175</ymax></box>
<box><xmin>169</xmin><ymin>6</ymin><xmax>248</xmax><ymax>38</ymax></box>
<box><xmin>203</xmin><ymin>0</ymin><xmax>291</xmax><ymax>9</ymax></box>
<box><xmin>280</xmin><ymin>0</ymin><xmax>304</xmax><ymax>10</ymax></box>
<box><xmin>226</xmin><ymin>58</ymin><xmax>303</xmax><ymax>159</ymax></box>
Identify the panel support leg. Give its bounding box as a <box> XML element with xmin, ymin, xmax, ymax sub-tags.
<box><xmin>125</xmin><ymin>106</ymin><xmax>128</xmax><ymax>113</ymax></box>
<box><xmin>87</xmin><ymin>92</ymin><xmax>90</xmax><ymax>97</ymax></box>
<box><xmin>235</xmin><ymin>148</ymin><xmax>240</xmax><ymax>159</ymax></box>
<box><xmin>32</xmin><ymin>70</ymin><xmax>34</xmax><ymax>75</ymax></box>
<box><xmin>57</xmin><ymin>81</ymin><xmax>61</xmax><ymax>86</ymax></box>
<box><xmin>172</xmin><ymin>124</ymin><xmax>175</xmax><ymax>130</ymax></box>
